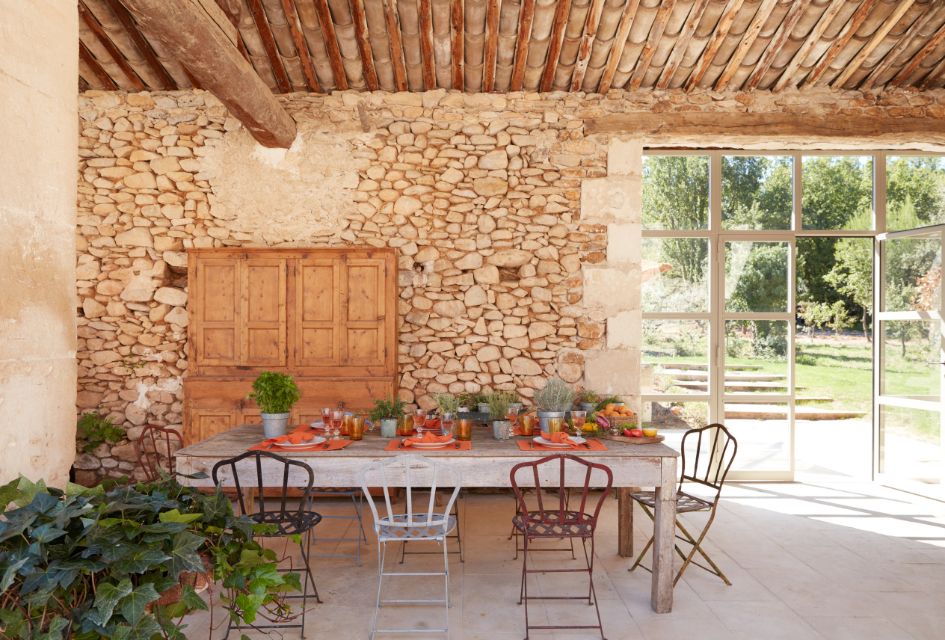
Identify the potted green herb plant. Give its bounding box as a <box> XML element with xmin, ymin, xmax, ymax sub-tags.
<box><xmin>534</xmin><ymin>378</ymin><xmax>575</xmax><ymax>431</ymax></box>
<box><xmin>248</xmin><ymin>371</ymin><xmax>300</xmax><ymax>438</ymax></box>
<box><xmin>475</xmin><ymin>392</ymin><xmax>490</xmax><ymax>415</ymax></box>
<box><xmin>370</xmin><ymin>397</ymin><xmax>406</xmax><ymax>438</ymax></box>
<box><xmin>487</xmin><ymin>391</ymin><xmax>516</xmax><ymax>440</ymax></box>
<box><xmin>457</xmin><ymin>392</ymin><xmax>478</xmax><ymax>413</ymax></box>
<box><xmin>575</xmin><ymin>389</ymin><xmax>600</xmax><ymax>413</ymax></box>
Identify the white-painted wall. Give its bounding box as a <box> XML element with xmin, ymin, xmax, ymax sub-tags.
<box><xmin>0</xmin><ymin>0</ymin><xmax>78</xmax><ymax>486</ymax></box>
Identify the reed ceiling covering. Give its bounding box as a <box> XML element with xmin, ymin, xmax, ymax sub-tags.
<box><xmin>79</xmin><ymin>0</ymin><xmax>945</xmax><ymax>94</ymax></box>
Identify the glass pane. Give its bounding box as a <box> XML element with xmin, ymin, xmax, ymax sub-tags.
<box><xmin>881</xmin><ymin>320</ymin><xmax>941</xmax><ymax>400</ymax></box>
<box><xmin>724</xmin><ymin>402</ymin><xmax>791</xmax><ymax>472</ymax></box>
<box><xmin>642</xmin><ymin>238</ymin><xmax>709</xmax><ymax>312</ymax></box>
<box><xmin>887</xmin><ymin>156</ymin><xmax>945</xmax><ymax>231</ymax></box>
<box><xmin>725</xmin><ymin>320</ymin><xmax>789</xmax><ymax>394</ymax></box>
<box><xmin>642</xmin><ymin>320</ymin><xmax>709</xmax><ymax>394</ymax></box>
<box><xmin>880</xmin><ymin>405</ymin><xmax>942</xmax><ymax>484</ymax></box>
<box><xmin>725</xmin><ymin>242</ymin><xmax>789</xmax><ymax>312</ymax></box>
<box><xmin>722</xmin><ymin>155</ymin><xmax>793</xmax><ymax>230</ymax></box>
<box><xmin>641</xmin><ymin>401</ymin><xmax>709</xmax><ymax>453</ymax></box>
<box><xmin>882</xmin><ymin>234</ymin><xmax>941</xmax><ymax>312</ymax></box>
<box><xmin>801</xmin><ymin>156</ymin><xmax>873</xmax><ymax>230</ymax></box>
<box><xmin>643</xmin><ymin>155</ymin><xmax>709</xmax><ymax>230</ymax></box>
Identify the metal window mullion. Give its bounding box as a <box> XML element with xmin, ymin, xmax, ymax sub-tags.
<box><xmin>874</xmin><ymin>230</ymin><xmax>883</xmax><ymax>477</ymax></box>
<box><xmin>788</xmin><ymin>237</ymin><xmax>797</xmax><ymax>479</ymax></box>
<box><xmin>709</xmin><ymin>152</ymin><xmax>722</xmax><ymax>427</ymax></box>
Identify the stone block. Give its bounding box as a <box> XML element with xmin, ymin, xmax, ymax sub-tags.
<box><xmin>583</xmin><ymin>266</ymin><xmax>640</xmax><ymax>314</ymax></box>
<box><xmin>607</xmin><ymin>310</ymin><xmax>641</xmax><ymax>349</ymax></box>
<box><xmin>607</xmin><ymin>138</ymin><xmax>643</xmax><ymax>176</ymax></box>
<box><xmin>580</xmin><ymin>176</ymin><xmax>640</xmax><ymax>223</ymax></box>
<box><xmin>583</xmin><ymin>348</ymin><xmax>640</xmax><ymax>396</ymax></box>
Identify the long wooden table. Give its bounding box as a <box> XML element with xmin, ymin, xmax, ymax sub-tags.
<box><xmin>174</xmin><ymin>425</ymin><xmax>679</xmax><ymax>613</ymax></box>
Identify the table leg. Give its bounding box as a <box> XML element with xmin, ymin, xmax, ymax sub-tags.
<box><xmin>617</xmin><ymin>487</ymin><xmax>633</xmax><ymax>557</ymax></box>
<box><xmin>651</xmin><ymin>463</ymin><xmax>676</xmax><ymax>613</ymax></box>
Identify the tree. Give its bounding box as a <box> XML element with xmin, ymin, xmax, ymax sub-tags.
<box><xmin>824</xmin><ymin>234</ymin><xmax>873</xmax><ymax>340</ymax></box>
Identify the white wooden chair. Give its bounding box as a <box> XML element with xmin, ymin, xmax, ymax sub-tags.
<box><xmin>360</xmin><ymin>455</ymin><xmax>462</xmax><ymax>639</ymax></box>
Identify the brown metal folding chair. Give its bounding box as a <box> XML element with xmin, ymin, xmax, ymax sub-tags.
<box><xmin>510</xmin><ymin>454</ymin><xmax>613</xmax><ymax>640</ymax></box>
<box><xmin>629</xmin><ymin>423</ymin><xmax>737</xmax><ymax>586</ymax></box>
<box><xmin>134</xmin><ymin>424</ymin><xmax>183</xmax><ymax>481</ymax></box>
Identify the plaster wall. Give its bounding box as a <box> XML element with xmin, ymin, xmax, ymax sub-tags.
<box><xmin>0</xmin><ymin>1</ymin><xmax>79</xmax><ymax>486</ymax></box>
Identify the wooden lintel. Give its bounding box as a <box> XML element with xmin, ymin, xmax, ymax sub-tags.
<box><xmin>281</xmin><ymin>0</ymin><xmax>321</xmax><ymax>92</ymax></box>
<box><xmin>105</xmin><ymin>0</ymin><xmax>176</xmax><ymax>89</ymax></box>
<box><xmin>382</xmin><ymin>0</ymin><xmax>408</xmax><ymax>91</ymax></box>
<box><xmin>121</xmin><ymin>0</ymin><xmax>296</xmax><ymax>147</ymax></box>
<box><xmin>584</xmin><ymin>112</ymin><xmax>945</xmax><ymax>147</ymax></box>
<box><xmin>419</xmin><ymin>0</ymin><xmax>437</xmax><ymax>90</ymax></box>
<box><xmin>350</xmin><ymin>0</ymin><xmax>379</xmax><ymax>90</ymax></box>
<box><xmin>570</xmin><ymin>0</ymin><xmax>605</xmax><ymax>91</ymax></box>
<box><xmin>451</xmin><ymin>0</ymin><xmax>465</xmax><ymax>90</ymax></box>
<box><xmin>598</xmin><ymin>0</ymin><xmax>640</xmax><ymax>93</ymax></box>
<box><xmin>483</xmin><ymin>0</ymin><xmax>500</xmax><ymax>92</ymax></box>
<box><xmin>540</xmin><ymin>0</ymin><xmax>572</xmax><ymax>92</ymax></box>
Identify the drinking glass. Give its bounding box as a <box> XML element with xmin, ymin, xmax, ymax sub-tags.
<box><xmin>321</xmin><ymin>407</ymin><xmax>331</xmax><ymax>429</ymax></box>
<box><xmin>441</xmin><ymin>412</ymin><xmax>454</xmax><ymax>437</ymax></box>
<box><xmin>455</xmin><ymin>418</ymin><xmax>473</xmax><ymax>441</ymax></box>
<box><xmin>349</xmin><ymin>416</ymin><xmax>365</xmax><ymax>441</ymax></box>
<box><xmin>330</xmin><ymin>410</ymin><xmax>344</xmax><ymax>440</ymax></box>
<box><xmin>520</xmin><ymin>414</ymin><xmax>537</xmax><ymax>436</ymax></box>
<box><xmin>571</xmin><ymin>410</ymin><xmax>587</xmax><ymax>433</ymax></box>
<box><xmin>546</xmin><ymin>416</ymin><xmax>563</xmax><ymax>435</ymax></box>
<box><xmin>506</xmin><ymin>406</ymin><xmax>520</xmax><ymax>431</ymax></box>
<box><xmin>341</xmin><ymin>412</ymin><xmax>353</xmax><ymax>437</ymax></box>
<box><xmin>398</xmin><ymin>414</ymin><xmax>414</xmax><ymax>437</ymax></box>
<box><xmin>415</xmin><ymin>409</ymin><xmax>427</xmax><ymax>433</ymax></box>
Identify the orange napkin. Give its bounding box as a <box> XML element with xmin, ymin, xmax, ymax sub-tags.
<box><xmin>541</xmin><ymin>431</ymin><xmax>575</xmax><ymax>444</ymax></box>
<box><xmin>404</xmin><ymin>432</ymin><xmax>452</xmax><ymax>446</ymax></box>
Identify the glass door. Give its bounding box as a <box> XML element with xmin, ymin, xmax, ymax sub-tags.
<box><xmin>875</xmin><ymin>226</ymin><xmax>945</xmax><ymax>489</ymax></box>
<box><xmin>717</xmin><ymin>237</ymin><xmax>795</xmax><ymax>479</ymax></box>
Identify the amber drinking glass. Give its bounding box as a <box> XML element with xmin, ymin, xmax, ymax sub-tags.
<box><xmin>349</xmin><ymin>415</ymin><xmax>365</xmax><ymax>441</ymax></box>
<box><xmin>455</xmin><ymin>418</ymin><xmax>473</xmax><ymax>441</ymax></box>
<box><xmin>341</xmin><ymin>413</ymin><xmax>353</xmax><ymax>436</ymax></box>
<box><xmin>520</xmin><ymin>414</ymin><xmax>537</xmax><ymax>436</ymax></box>
<box><xmin>506</xmin><ymin>406</ymin><xmax>520</xmax><ymax>430</ymax></box>
<box><xmin>398</xmin><ymin>415</ymin><xmax>414</xmax><ymax>437</ymax></box>
<box><xmin>546</xmin><ymin>416</ymin><xmax>563</xmax><ymax>435</ymax></box>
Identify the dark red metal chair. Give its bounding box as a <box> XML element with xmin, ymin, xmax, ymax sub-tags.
<box><xmin>134</xmin><ymin>424</ymin><xmax>183</xmax><ymax>482</ymax></box>
<box><xmin>510</xmin><ymin>454</ymin><xmax>613</xmax><ymax>640</ymax></box>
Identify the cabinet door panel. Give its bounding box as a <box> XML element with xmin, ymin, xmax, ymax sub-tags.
<box><xmin>296</xmin><ymin>260</ymin><xmax>340</xmax><ymax>366</ymax></box>
<box><xmin>241</xmin><ymin>260</ymin><xmax>286</xmax><ymax>367</ymax></box>
<box><xmin>343</xmin><ymin>260</ymin><xmax>387</xmax><ymax>367</ymax></box>
<box><xmin>194</xmin><ymin>260</ymin><xmax>240</xmax><ymax>367</ymax></box>
<box><xmin>190</xmin><ymin>410</ymin><xmax>236</xmax><ymax>445</ymax></box>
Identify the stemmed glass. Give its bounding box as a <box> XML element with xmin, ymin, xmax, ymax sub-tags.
<box><xmin>321</xmin><ymin>407</ymin><xmax>331</xmax><ymax>431</ymax></box>
<box><xmin>415</xmin><ymin>408</ymin><xmax>428</xmax><ymax>434</ymax></box>
<box><xmin>330</xmin><ymin>410</ymin><xmax>344</xmax><ymax>440</ymax></box>
<box><xmin>506</xmin><ymin>406</ymin><xmax>520</xmax><ymax>432</ymax></box>
<box><xmin>571</xmin><ymin>410</ymin><xmax>587</xmax><ymax>435</ymax></box>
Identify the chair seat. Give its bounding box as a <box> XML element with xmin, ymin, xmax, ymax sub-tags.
<box><xmin>630</xmin><ymin>490</ymin><xmax>713</xmax><ymax>513</ymax></box>
<box><xmin>378</xmin><ymin>514</ymin><xmax>457</xmax><ymax>541</ymax></box>
<box><xmin>252</xmin><ymin>509</ymin><xmax>322</xmax><ymax>536</ymax></box>
<box><xmin>512</xmin><ymin>511</ymin><xmax>595</xmax><ymax>538</ymax></box>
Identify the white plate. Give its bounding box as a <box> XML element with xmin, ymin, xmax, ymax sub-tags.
<box><xmin>407</xmin><ymin>437</ymin><xmax>456</xmax><ymax>449</ymax></box>
<box><xmin>533</xmin><ymin>435</ymin><xmax>586</xmax><ymax>448</ymax></box>
<box><xmin>309</xmin><ymin>421</ymin><xmax>326</xmax><ymax>430</ymax></box>
<box><xmin>273</xmin><ymin>435</ymin><xmax>326</xmax><ymax>449</ymax></box>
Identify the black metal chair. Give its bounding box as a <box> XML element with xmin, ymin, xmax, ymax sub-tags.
<box><xmin>211</xmin><ymin>450</ymin><xmax>322</xmax><ymax>639</ymax></box>
<box><xmin>510</xmin><ymin>454</ymin><xmax>613</xmax><ymax>640</ymax></box>
<box><xmin>629</xmin><ymin>423</ymin><xmax>738</xmax><ymax>586</ymax></box>
<box><xmin>135</xmin><ymin>424</ymin><xmax>183</xmax><ymax>482</ymax></box>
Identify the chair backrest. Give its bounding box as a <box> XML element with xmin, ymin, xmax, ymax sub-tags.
<box><xmin>509</xmin><ymin>454</ymin><xmax>613</xmax><ymax>532</ymax></box>
<box><xmin>360</xmin><ymin>455</ymin><xmax>462</xmax><ymax>532</ymax></box>
<box><xmin>211</xmin><ymin>451</ymin><xmax>315</xmax><ymax>530</ymax></box>
<box><xmin>678</xmin><ymin>423</ymin><xmax>737</xmax><ymax>499</ymax></box>
<box><xmin>135</xmin><ymin>424</ymin><xmax>184</xmax><ymax>482</ymax></box>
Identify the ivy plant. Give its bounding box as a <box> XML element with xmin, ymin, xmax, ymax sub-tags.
<box><xmin>76</xmin><ymin>412</ymin><xmax>125</xmax><ymax>453</ymax></box>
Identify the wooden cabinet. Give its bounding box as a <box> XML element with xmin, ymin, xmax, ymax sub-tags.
<box><xmin>184</xmin><ymin>248</ymin><xmax>397</xmax><ymax>444</ymax></box>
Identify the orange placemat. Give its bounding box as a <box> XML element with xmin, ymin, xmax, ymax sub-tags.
<box><xmin>517</xmin><ymin>438</ymin><xmax>607</xmax><ymax>452</ymax></box>
<box><xmin>384</xmin><ymin>439</ymin><xmax>473</xmax><ymax>451</ymax></box>
<box><xmin>250</xmin><ymin>438</ymin><xmax>355</xmax><ymax>452</ymax></box>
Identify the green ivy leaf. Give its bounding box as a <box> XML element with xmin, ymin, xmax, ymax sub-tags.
<box><xmin>0</xmin><ymin>555</ymin><xmax>29</xmax><ymax>591</ymax></box>
<box><xmin>158</xmin><ymin>509</ymin><xmax>203</xmax><ymax>524</ymax></box>
<box><xmin>113</xmin><ymin>547</ymin><xmax>170</xmax><ymax>574</ymax></box>
<box><xmin>33</xmin><ymin>615</ymin><xmax>70</xmax><ymax>640</ymax></box>
<box><xmin>89</xmin><ymin>578</ymin><xmax>133</xmax><ymax>626</ymax></box>
<box><xmin>167</xmin><ymin>531</ymin><xmax>205</xmax><ymax>579</ymax></box>
<box><xmin>180</xmin><ymin>584</ymin><xmax>209</xmax><ymax>612</ymax></box>
<box><xmin>117</xmin><ymin>582</ymin><xmax>161</xmax><ymax>624</ymax></box>
<box><xmin>108</xmin><ymin>615</ymin><xmax>163</xmax><ymax>640</ymax></box>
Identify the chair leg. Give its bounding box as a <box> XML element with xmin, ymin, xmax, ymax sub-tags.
<box><xmin>521</xmin><ymin>534</ymin><xmax>530</xmax><ymax>640</ymax></box>
<box><xmin>589</xmin><ymin>536</ymin><xmax>605</xmax><ymax>640</ymax></box>
<box><xmin>442</xmin><ymin>535</ymin><xmax>451</xmax><ymax>633</ymax></box>
<box><xmin>674</xmin><ymin>509</ymin><xmax>730</xmax><ymax>586</ymax></box>
<box><xmin>299</xmin><ymin>527</ymin><xmax>322</xmax><ymax>604</ymax></box>
<box><xmin>371</xmin><ymin>540</ymin><xmax>385</xmax><ymax>640</ymax></box>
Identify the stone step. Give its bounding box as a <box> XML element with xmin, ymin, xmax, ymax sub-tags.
<box><xmin>725</xmin><ymin>404</ymin><xmax>867</xmax><ymax>421</ymax></box>
<box><xmin>665</xmin><ymin>370</ymin><xmax>787</xmax><ymax>382</ymax></box>
<box><xmin>795</xmin><ymin>396</ymin><xmax>835</xmax><ymax>404</ymax></box>
<box><xmin>665</xmin><ymin>362</ymin><xmax>762</xmax><ymax>371</ymax></box>
<box><xmin>670</xmin><ymin>380</ymin><xmax>797</xmax><ymax>392</ymax></box>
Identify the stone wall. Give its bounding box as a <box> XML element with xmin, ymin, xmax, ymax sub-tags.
<box><xmin>74</xmin><ymin>85</ymin><xmax>945</xmax><ymax>477</ymax></box>
<box><xmin>0</xmin><ymin>0</ymin><xmax>78</xmax><ymax>487</ymax></box>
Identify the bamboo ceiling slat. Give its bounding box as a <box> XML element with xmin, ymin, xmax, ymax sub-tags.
<box><xmin>77</xmin><ymin>0</ymin><xmax>945</xmax><ymax>94</ymax></box>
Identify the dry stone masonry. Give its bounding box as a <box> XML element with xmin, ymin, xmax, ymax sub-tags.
<box><xmin>75</xmin><ymin>86</ymin><xmax>945</xmax><ymax>477</ymax></box>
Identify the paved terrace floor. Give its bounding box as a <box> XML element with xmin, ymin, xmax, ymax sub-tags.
<box><xmin>185</xmin><ymin>482</ymin><xmax>945</xmax><ymax>639</ymax></box>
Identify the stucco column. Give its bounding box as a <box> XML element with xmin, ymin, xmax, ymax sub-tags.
<box><xmin>0</xmin><ymin>1</ymin><xmax>78</xmax><ymax>486</ymax></box>
<box><xmin>580</xmin><ymin>138</ymin><xmax>642</xmax><ymax>413</ymax></box>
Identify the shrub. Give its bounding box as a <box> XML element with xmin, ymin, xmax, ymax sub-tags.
<box><xmin>76</xmin><ymin>412</ymin><xmax>124</xmax><ymax>453</ymax></box>
<box><xmin>534</xmin><ymin>378</ymin><xmax>574</xmax><ymax>412</ymax></box>
<box><xmin>248</xmin><ymin>371</ymin><xmax>300</xmax><ymax>414</ymax></box>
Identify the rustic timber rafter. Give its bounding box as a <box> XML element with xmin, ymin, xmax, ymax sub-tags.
<box><xmin>831</xmin><ymin>0</ymin><xmax>916</xmax><ymax>89</ymax></box>
<box><xmin>105</xmin><ymin>0</ymin><xmax>176</xmax><ymax>89</ymax></box>
<box><xmin>540</xmin><ymin>0</ymin><xmax>572</xmax><ymax>92</ymax></box>
<box><xmin>570</xmin><ymin>0</ymin><xmax>605</xmax><ymax>91</ymax></box>
<box><xmin>79</xmin><ymin>40</ymin><xmax>118</xmax><ymax>89</ymax></box>
<box><xmin>451</xmin><ymin>0</ymin><xmax>465</xmax><ymax>90</ymax></box>
<box><xmin>893</xmin><ymin>12</ymin><xmax>945</xmax><ymax>86</ymax></box>
<box><xmin>80</xmin><ymin>1</ymin><xmax>146</xmax><ymax>90</ymax></box>
<box><xmin>119</xmin><ymin>0</ymin><xmax>296</xmax><ymax>147</ymax></box>
<box><xmin>598</xmin><ymin>0</ymin><xmax>640</xmax><ymax>93</ymax></box>
<box><xmin>350</xmin><ymin>0</ymin><xmax>379</xmax><ymax>90</ymax></box>
<box><xmin>802</xmin><ymin>0</ymin><xmax>880</xmax><ymax>87</ymax></box>
<box><xmin>419</xmin><ymin>0</ymin><xmax>437</xmax><ymax>90</ymax></box>
<box><xmin>656</xmin><ymin>0</ymin><xmax>709</xmax><ymax>90</ymax></box>
<box><xmin>629</xmin><ymin>0</ymin><xmax>676</xmax><ymax>90</ymax></box>
<box><xmin>280</xmin><ymin>0</ymin><xmax>321</xmax><ymax>92</ymax></box>
<box><xmin>684</xmin><ymin>0</ymin><xmax>745</xmax><ymax>91</ymax></box>
<box><xmin>509</xmin><ymin>0</ymin><xmax>535</xmax><ymax>91</ymax></box>
<box><xmin>861</xmin><ymin>4</ymin><xmax>941</xmax><ymax>90</ymax></box>
<box><xmin>714</xmin><ymin>0</ymin><xmax>778</xmax><ymax>91</ymax></box>
<box><xmin>314</xmin><ymin>0</ymin><xmax>349</xmax><ymax>90</ymax></box>
<box><xmin>771</xmin><ymin>0</ymin><xmax>845</xmax><ymax>91</ymax></box>
<box><xmin>247</xmin><ymin>0</ymin><xmax>292</xmax><ymax>92</ymax></box>
<box><xmin>382</xmin><ymin>0</ymin><xmax>408</xmax><ymax>91</ymax></box>
<box><xmin>744</xmin><ymin>0</ymin><xmax>812</xmax><ymax>90</ymax></box>
<box><xmin>482</xmin><ymin>0</ymin><xmax>501</xmax><ymax>92</ymax></box>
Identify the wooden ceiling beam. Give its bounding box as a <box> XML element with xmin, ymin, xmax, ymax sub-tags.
<box><xmin>80</xmin><ymin>1</ymin><xmax>146</xmax><ymax>89</ymax></box>
<box><xmin>120</xmin><ymin>0</ymin><xmax>296</xmax><ymax>147</ymax></box>
<box><xmin>585</xmin><ymin>111</ymin><xmax>945</xmax><ymax>145</ymax></box>
<box><xmin>539</xmin><ymin>0</ymin><xmax>572</xmax><ymax>92</ymax></box>
<box><xmin>79</xmin><ymin>41</ymin><xmax>118</xmax><ymax>89</ymax></box>
<box><xmin>714</xmin><ymin>0</ymin><xmax>778</xmax><ymax>91</ymax></box>
<box><xmin>893</xmin><ymin>12</ymin><xmax>945</xmax><ymax>86</ymax></box>
<box><xmin>483</xmin><ymin>0</ymin><xmax>501</xmax><ymax>92</ymax></box>
<box><xmin>510</xmin><ymin>0</ymin><xmax>535</xmax><ymax>91</ymax></box>
<box><xmin>246</xmin><ymin>0</ymin><xmax>292</xmax><ymax>92</ymax></box>
<box><xmin>598</xmin><ymin>0</ymin><xmax>641</xmax><ymax>93</ymax></box>
<box><xmin>451</xmin><ymin>0</ymin><xmax>465</xmax><ymax>90</ymax></box>
<box><xmin>684</xmin><ymin>0</ymin><xmax>745</xmax><ymax>91</ymax></box>
<box><xmin>313</xmin><ymin>0</ymin><xmax>349</xmax><ymax>90</ymax></box>
<box><xmin>920</xmin><ymin>51</ymin><xmax>945</xmax><ymax>89</ymax></box>
<box><xmin>382</xmin><ymin>0</ymin><xmax>408</xmax><ymax>91</ymax></box>
<box><xmin>771</xmin><ymin>0</ymin><xmax>845</xmax><ymax>91</ymax></box>
<box><xmin>656</xmin><ymin>0</ymin><xmax>709</xmax><ymax>89</ymax></box>
<box><xmin>802</xmin><ymin>0</ymin><xmax>880</xmax><ymax>86</ymax></box>
<box><xmin>419</xmin><ymin>0</ymin><xmax>437</xmax><ymax>89</ymax></box>
<box><xmin>862</xmin><ymin>4</ymin><xmax>941</xmax><ymax>90</ymax></box>
<box><xmin>744</xmin><ymin>0</ymin><xmax>812</xmax><ymax>91</ymax></box>
<box><xmin>831</xmin><ymin>0</ymin><xmax>916</xmax><ymax>89</ymax></box>
<box><xmin>105</xmin><ymin>0</ymin><xmax>176</xmax><ymax>89</ymax></box>
<box><xmin>570</xmin><ymin>0</ymin><xmax>605</xmax><ymax>91</ymax></box>
<box><xmin>629</xmin><ymin>0</ymin><xmax>675</xmax><ymax>89</ymax></box>
<box><xmin>350</xmin><ymin>0</ymin><xmax>379</xmax><ymax>90</ymax></box>
<box><xmin>280</xmin><ymin>0</ymin><xmax>321</xmax><ymax>92</ymax></box>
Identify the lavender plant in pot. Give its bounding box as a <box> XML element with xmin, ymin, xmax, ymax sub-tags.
<box><xmin>534</xmin><ymin>378</ymin><xmax>574</xmax><ymax>431</ymax></box>
<box><xmin>248</xmin><ymin>371</ymin><xmax>300</xmax><ymax>438</ymax></box>
<box><xmin>487</xmin><ymin>391</ymin><xmax>516</xmax><ymax>440</ymax></box>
